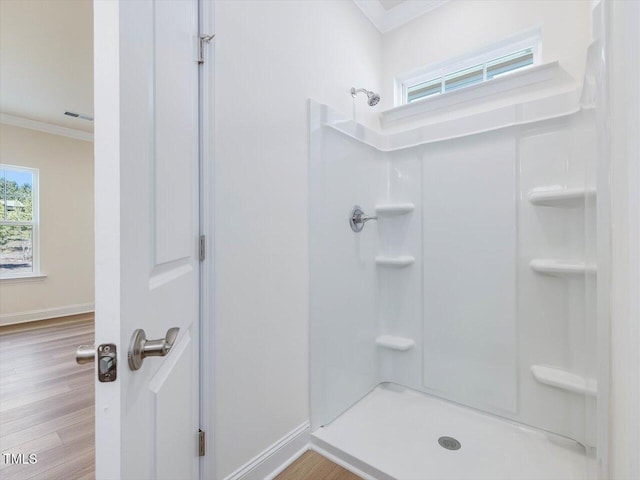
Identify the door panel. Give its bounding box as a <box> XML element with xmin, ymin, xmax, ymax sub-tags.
<box><xmin>154</xmin><ymin>0</ymin><xmax>198</xmax><ymax>265</ymax></box>
<box><xmin>93</xmin><ymin>0</ymin><xmax>200</xmax><ymax>478</ymax></box>
<box><xmin>151</xmin><ymin>332</ymin><xmax>198</xmax><ymax>480</ymax></box>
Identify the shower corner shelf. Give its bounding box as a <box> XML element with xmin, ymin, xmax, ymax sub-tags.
<box><xmin>531</xmin><ymin>365</ymin><xmax>597</xmax><ymax>397</ymax></box>
<box><xmin>529</xmin><ymin>259</ymin><xmax>597</xmax><ymax>276</ymax></box>
<box><xmin>528</xmin><ymin>186</ymin><xmax>596</xmax><ymax>207</ymax></box>
<box><xmin>374</xmin><ymin>203</ymin><xmax>415</xmax><ymax>216</ymax></box>
<box><xmin>376</xmin><ymin>335</ymin><xmax>415</xmax><ymax>351</ymax></box>
<box><xmin>375</xmin><ymin>255</ymin><xmax>415</xmax><ymax>268</ymax></box>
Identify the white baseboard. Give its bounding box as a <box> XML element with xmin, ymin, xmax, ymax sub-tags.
<box><xmin>223</xmin><ymin>422</ymin><xmax>310</xmax><ymax>480</ymax></box>
<box><xmin>0</xmin><ymin>303</ymin><xmax>95</xmax><ymax>326</ymax></box>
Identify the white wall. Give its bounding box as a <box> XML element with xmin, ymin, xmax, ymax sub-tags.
<box><xmin>213</xmin><ymin>1</ymin><xmax>382</xmax><ymax>478</ymax></box>
<box><xmin>607</xmin><ymin>1</ymin><xmax>640</xmax><ymax>478</ymax></box>
<box><xmin>381</xmin><ymin>0</ymin><xmax>592</xmax><ymax>110</ymax></box>
<box><xmin>0</xmin><ymin>123</ymin><xmax>94</xmax><ymax>324</ymax></box>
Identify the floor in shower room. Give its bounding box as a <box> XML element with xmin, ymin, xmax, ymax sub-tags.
<box><xmin>311</xmin><ymin>383</ymin><xmax>590</xmax><ymax>480</ymax></box>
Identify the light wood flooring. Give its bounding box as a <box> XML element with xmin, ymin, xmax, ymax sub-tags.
<box><xmin>275</xmin><ymin>450</ymin><xmax>361</xmax><ymax>480</ymax></box>
<box><xmin>0</xmin><ymin>314</ymin><xmax>95</xmax><ymax>480</ymax></box>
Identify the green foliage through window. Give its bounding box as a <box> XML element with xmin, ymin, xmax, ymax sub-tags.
<box><xmin>0</xmin><ymin>166</ymin><xmax>37</xmax><ymax>276</ymax></box>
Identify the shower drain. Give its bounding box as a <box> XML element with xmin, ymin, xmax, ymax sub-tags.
<box><xmin>438</xmin><ymin>436</ymin><xmax>461</xmax><ymax>450</ymax></box>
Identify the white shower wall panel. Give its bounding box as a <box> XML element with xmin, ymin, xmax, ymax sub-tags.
<box><xmin>421</xmin><ymin>131</ymin><xmax>518</xmax><ymax>415</ymax></box>
<box><xmin>517</xmin><ymin>114</ymin><xmax>595</xmax><ymax>444</ymax></box>
<box><xmin>377</xmin><ymin>150</ymin><xmax>423</xmax><ymax>387</ymax></box>
<box><xmin>375</xmin><ymin>116</ymin><xmax>596</xmax><ymax>445</ymax></box>
<box><xmin>309</xmin><ymin>103</ymin><xmax>388</xmax><ymax>429</ymax></box>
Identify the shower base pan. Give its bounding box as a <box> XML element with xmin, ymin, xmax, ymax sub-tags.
<box><xmin>311</xmin><ymin>384</ymin><xmax>590</xmax><ymax>480</ymax></box>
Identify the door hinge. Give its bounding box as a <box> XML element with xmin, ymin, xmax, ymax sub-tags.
<box><xmin>198</xmin><ymin>34</ymin><xmax>214</xmax><ymax>64</ymax></box>
<box><xmin>199</xmin><ymin>235</ymin><xmax>206</xmax><ymax>262</ymax></box>
<box><xmin>198</xmin><ymin>429</ymin><xmax>205</xmax><ymax>456</ymax></box>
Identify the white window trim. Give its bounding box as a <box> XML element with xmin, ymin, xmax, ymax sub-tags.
<box><xmin>0</xmin><ymin>164</ymin><xmax>40</xmax><ymax>279</ymax></box>
<box><xmin>395</xmin><ymin>27</ymin><xmax>543</xmax><ymax>106</ymax></box>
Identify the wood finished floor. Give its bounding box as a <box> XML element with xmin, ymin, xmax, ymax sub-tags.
<box><xmin>0</xmin><ymin>314</ymin><xmax>95</xmax><ymax>480</ymax></box>
<box><xmin>275</xmin><ymin>450</ymin><xmax>361</xmax><ymax>480</ymax></box>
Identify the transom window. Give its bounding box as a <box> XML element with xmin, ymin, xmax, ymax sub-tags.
<box><xmin>0</xmin><ymin>165</ymin><xmax>39</xmax><ymax>277</ymax></box>
<box><xmin>406</xmin><ymin>48</ymin><xmax>534</xmax><ymax>103</ymax></box>
<box><xmin>396</xmin><ymin>28</ymin><xmax>541</xmax><ymax>106</ymax></box>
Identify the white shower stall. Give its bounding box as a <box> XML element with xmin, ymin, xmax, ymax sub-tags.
<box><xmin>308</xmin><ymin>43</ymin><xmax>603</xmax><ymax>478</ymax></box>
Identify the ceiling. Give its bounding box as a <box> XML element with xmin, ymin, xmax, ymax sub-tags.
<box><xmin>0</xmin><ymin>0</ymin><xmax>93</xmax><ymax>132</ymax></box>
<box><xmin>379</xmin><ymin>0</ymin><xmax>408</xmax><ymax>11</ymax></box>
<box><xmin>353</xmin><ymin>0</ymin><xmax>450</xmax><ymax>33</ymax></box>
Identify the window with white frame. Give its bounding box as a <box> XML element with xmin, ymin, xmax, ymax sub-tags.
<box><xmin>0</xmin><ymin>165</ymin><xmax>39</xmax><ymax>277</ymax></box>
<box><xmin>397</xmin><ymin>29</ymin><xmax>541</xmax><ymax>105</ymax></box>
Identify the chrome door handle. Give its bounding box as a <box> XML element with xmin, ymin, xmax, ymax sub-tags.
<box><xmin>76</xmin><ymin>344</ymin><xmax>96</xmax><ymax>364</ymax></box>
<box><xmin>128</xmin><ymin>327</ymin><xmax>180</xmax><ymax>371</ymax></box>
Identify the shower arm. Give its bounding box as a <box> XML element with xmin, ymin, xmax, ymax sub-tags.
<box><xmin>350</xmin><ymin>87</ymin><xmax>380</xmax><ymax>106</ymax></box>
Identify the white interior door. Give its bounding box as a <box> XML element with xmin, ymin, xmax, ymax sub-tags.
<box><xmin>93</xmin><ymin>1</ymin><xmax>200</xmax><ymax>478</ymax></box>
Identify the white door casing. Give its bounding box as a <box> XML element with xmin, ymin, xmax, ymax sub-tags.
<box><xmin>94</xmin><ymin>1</ymin><xmax>200</xmax><ymax>479</ymax></box>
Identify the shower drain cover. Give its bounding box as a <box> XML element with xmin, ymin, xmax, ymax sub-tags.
<box><xmin>438</xmin><ymin>436</ymin><xmax>461</xmax><ymax>450</ymax></box>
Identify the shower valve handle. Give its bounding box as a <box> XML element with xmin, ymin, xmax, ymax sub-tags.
<box><xmin>350</xmin><ymin>205</ymin><xmax>377</xmax><ymax>233</ymax></box>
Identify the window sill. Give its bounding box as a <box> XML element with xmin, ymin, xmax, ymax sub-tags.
<box><xmin>382</xmin><ymin>61</ymin><xmax>563</xmax><ymax>128</ymax></box>
<box><xmin>0</xmin><ymin>274</ymin><xmax>48</xmax><ymax>284</ymax></box>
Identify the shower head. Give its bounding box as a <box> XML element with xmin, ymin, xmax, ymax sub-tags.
<box><xmin>351</xmin><ymin>87</ymin><xmax>380</xmax><ymax>107</ymax></box>
<box><xmin>367</xmin><ymin>91</ymin><xmax>381</xmax><ymax>106</ymax></box>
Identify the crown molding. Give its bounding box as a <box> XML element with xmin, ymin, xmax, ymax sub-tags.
<box><xmin>0</xmin><ymin>113</ymin><xmax>93</xmax><ymax>142</ymax></box>
<box><xmin>353</xmin><ymin>0</ymin><xmax>449</xmax><ymax>33</ymax></box>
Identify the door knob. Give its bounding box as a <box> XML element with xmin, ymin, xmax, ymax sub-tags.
<box><xmin>128</xmin><ymin>327</ymin><xmax>180</xmax><ymax>371</ymax></box>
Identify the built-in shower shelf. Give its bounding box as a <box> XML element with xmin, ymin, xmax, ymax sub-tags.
<box><xmin>376</xmin><ymin>335</ymin><xmax>415</xmax><ymax>351</ymax></box>
<box><xmin>375</xmin><ymin>203</ymin><xmax>415</xmax><ymax>216</ymax></box>
<box><xmin>530</xmin><ymin>259</ymin><xmax>596</xmax><ymax>276</ymax></box>
<box><xmin>375</xmin><ymin>255</ymin><xmax>415</xmax><ymax>268</ymax></box>
<box><xmin>528</xmin><ymin>186</ymin><xmax>596</xmax><ymax>207</ymax></box>
<box><xmin>531</xmin><ymin>365</ymin><xmax>597</xmax><ymax>396</ymax></box>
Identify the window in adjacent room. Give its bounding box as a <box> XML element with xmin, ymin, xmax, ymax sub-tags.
<box><xmin>0</xmin><ymin>165</ymin><xmax>39</xmax><ymax>278</ymax></box>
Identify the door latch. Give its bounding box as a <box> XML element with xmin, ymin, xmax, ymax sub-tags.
<box><xmin>75</xmin><ymin>343</ymin><xmax>117</xmax><ymax>382</ymax></box>
<box><xmin>97</xmin><ymin>344</ymin><xmax>117</xmax><ymax>382</ymax></box>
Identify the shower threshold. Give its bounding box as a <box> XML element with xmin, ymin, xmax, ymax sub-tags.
<box><xmin>311</xmin><ymin>383</ymin><xmax>591</xmax><ymax>480</ymax></box>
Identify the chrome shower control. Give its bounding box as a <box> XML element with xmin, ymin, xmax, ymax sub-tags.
<box><xmin>350</xmin><ymin>205</ymin><xmax>378</xmax><ymax>233</ymax></box>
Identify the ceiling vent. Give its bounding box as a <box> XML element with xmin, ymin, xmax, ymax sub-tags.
<box><xmin>64</xmin><ymin>111</ymin><xmax>93</xmax><ymax>121</ymax></box>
